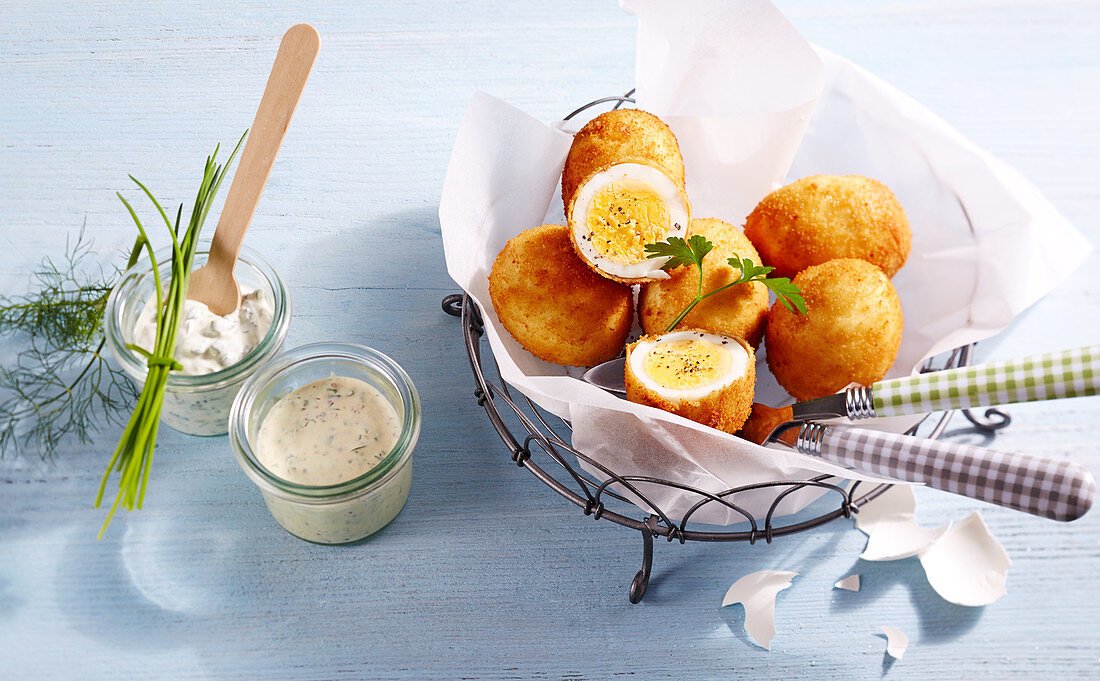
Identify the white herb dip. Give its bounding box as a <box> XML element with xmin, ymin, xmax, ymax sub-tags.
<box><xmin>256</xmin><ymin>375</ymin><xmax>400</xmax><ymax>486</ymax></box>
<box><xmin>131</xmin><ymin>287</ymin><xmax>273</xmax><ymax>376</ymax></box>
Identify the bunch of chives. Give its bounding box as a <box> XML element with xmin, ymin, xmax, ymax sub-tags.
<box><xmin>96</xmin><ymin>133</ymin><xmax>246</xmax><ymax>539</ymax></box>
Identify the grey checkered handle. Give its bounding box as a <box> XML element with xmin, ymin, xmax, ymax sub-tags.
<box><xmin>797</xmin><ymin>424</ymin><xmax>1095</xmax><ymax>521</ymax></box>
<box><xmin>871</xmin><ymin>345</ymin><xmax>1100</xmax><ymax>418</ymax></box>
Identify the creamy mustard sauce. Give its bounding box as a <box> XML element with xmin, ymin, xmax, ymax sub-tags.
<box><xmin>132</xmin><ymin>287</ymin><xmax>273</xmax><ymax>376</ymax></box>
<box><xmin>256</xmin><ymin>375</ymin><xmax>400</xmax><ymax>486</ymax></box>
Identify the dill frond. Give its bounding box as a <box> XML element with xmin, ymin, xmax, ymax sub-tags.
<box><xmin>0</xmin><ymin>225</ymin><xmax>144</xmax><ymax>459</ymax></box>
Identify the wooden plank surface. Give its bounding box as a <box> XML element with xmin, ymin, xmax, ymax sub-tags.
<box><xmin>2</xmin><ymin>1</ymin><xmax>1098</xmax><ymax>678</ymax></box>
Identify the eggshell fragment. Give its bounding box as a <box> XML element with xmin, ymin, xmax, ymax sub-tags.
<box><xmin>853</xmin><ymin>484</ymin><xmax>916</xmax><ymax>533</ymax></box>
<box><xmin>834</xmin><ymin>574</ymin><xmax>860</xmax><ymax>592</ymax></box>
<box><xmin>720</xmin><ymin>570</ymin><xmax>798</xmax><ymax>650</ymax></box>
<box><xmin>854</xmin><ymin>485</ymin><xmax>948</xmax><ymax>561</ymax></box>
<box><xmin>859</xmin><ymin>516</ymin><xmax>949</xmax><ymax>561</ymax></box>
<box><xmin>855</xmin><ymin>487</ymin><xmax>1013</xmax><ymax>606</ymax></box>
<box><xmin>880</xmin><ymin>625</ymin><xmax>909</xmax><ymax>659</ymax></box>
<box><xmin>918</xmin><ymin>512</ymin><xmax>1011</xmax><ymax>606</ymax></box>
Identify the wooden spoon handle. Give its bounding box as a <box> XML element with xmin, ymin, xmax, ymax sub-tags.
<box><xmin>209</xmin><ymin>24</ymin><xmax>320</xmax><ymax>270</ymax></box>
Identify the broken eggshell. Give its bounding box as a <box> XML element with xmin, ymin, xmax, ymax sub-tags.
<box><xmin>855</xmin><ymin>486</ymin><xmax>1011</xmax><ymax>606</ymax></box>
<box><xmin>853</xmin><ymin>484</ymin><xmax>918</xmax><ymax>533</ymax></box>
<box><xmin>834</xmin><ymin>574</ymin><xmax>861</xmax><ymax>592</ymax></box>
<box><xmin>919</xmin><ymin>512</ymin><xmax>1011</xmax><ymax>607</ymax></box>
<box><xmin>880</xmin><ymin>625</ymin><xmax>909</xmax><ymax>659</ymax></box>
<box><xmin>721</xmin><ymin>570</ymin><xmax>798</xmax><ymax>650</ymax></box>
<box><xmin>860</xmin><ymin>516</ymin><xmax>950</xmax><ymax>561</ymax></box>
<box><xmin>855</xmin><ymin>485</ymin><xmax>948</xmax><ymax>561</ymax></box>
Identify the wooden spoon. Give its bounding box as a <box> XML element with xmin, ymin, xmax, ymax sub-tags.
<box><xmin>188</xmin><ymin>23</ymin><xmax>320</xmax><ymax>315</ymax></box>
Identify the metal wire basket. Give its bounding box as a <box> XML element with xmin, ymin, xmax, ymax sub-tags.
<box><xmin>440</xmin><ymin>93</ymin><xmax>1010</xmax><ymax>603</ymax></box>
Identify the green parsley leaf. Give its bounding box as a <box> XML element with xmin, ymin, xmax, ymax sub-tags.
<box><xmin>726</xmin><ymin>256</ymin><xmax>808</xmax><ymax>315</ymax></box>
<box><xmin>644</xmin><ymin>234</ymin><xmax>713</xmax><ymax>271</ymax></box>
<box><xmin>643</xmin><ymin>235</ymin><xmax>809</xmax><ymax>333</ymax></box>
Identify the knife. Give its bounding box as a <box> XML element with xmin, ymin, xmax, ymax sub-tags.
<box><xmin>767</xmin><ymin>421</ymin><xmax>1095</xmax><ymax>522</ymax></box>
<box><xmin>583</xmin><ymin>345</ymin><xmax>1100</xmax><ymax>418</ymax></box>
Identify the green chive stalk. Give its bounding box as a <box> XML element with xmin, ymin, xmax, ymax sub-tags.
<box><xmin>96</xmin><ymin>132</ymin><xmax>246</xmax><ymax>539</ymax></box>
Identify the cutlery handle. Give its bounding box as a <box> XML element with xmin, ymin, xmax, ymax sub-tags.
<box><xmin>797</xmin><ymin>424</ymin><xmax>1095</xmax><ymax>521</ymax></box>
<box><xmin>211</xmin><ymin>24</ymin><xmax>320</xmax><ymax>267</ymax></box>
<box><xmin>872</xmin><ymin>345</ymin><xmax>1100</xmax><ymax>418</ymax></box>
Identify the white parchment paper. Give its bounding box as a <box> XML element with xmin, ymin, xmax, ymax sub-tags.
<box><xmin>439</xmin><ymin>0</ymin><xmax>1091</xmax><ymax>525</ymax></box>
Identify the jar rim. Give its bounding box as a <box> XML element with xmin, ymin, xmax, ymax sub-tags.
<box><xmin>103</xmin><ymin>241</ymin><xmax>291</xmax><ymax>390</ymax></box>
<box><xmin>229</xmin><ymin>342</ymin><xmax>422</xmax><ymax>499</ymax></box>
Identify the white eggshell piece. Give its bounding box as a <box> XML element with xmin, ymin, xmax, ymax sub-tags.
<box><xmin>918</xmin><ymin>512</ymin><xmax>1011</xmax><ymax>607</ymax></box>
<box><xmin>834</xmin><ymin>574</ymin><xmax>861</xmax><ymax>592</ymax></box>
<box><xmin>860</xmin><ymin>516</ymin><xmax>950</xmax><ymax>561</ymax></box>
<box><xmin>854</xmin><ymin>484</ymin><xmax>917</xmax><ymax>535</ymax></box>
<box><xmin>721</xmin><ymin>570</ymin><xmax>798</xmax><ymax>650</ymax></box>
<box><xmin>880</xmin><ymin>625</ymin><xmax>909</xmax><ymax>659</ymax></box>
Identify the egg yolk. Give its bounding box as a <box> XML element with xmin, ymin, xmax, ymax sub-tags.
<box><xmin>585</xmin><ymin>179</ymin><xmax>671</xmax><ymax>264</ymax></box>
<box><xmin>643</xmin><ymin>339</ymin><xmax>733</xmax><ymax>390</ymax></box>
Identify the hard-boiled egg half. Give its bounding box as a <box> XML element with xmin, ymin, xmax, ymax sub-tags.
<box><xmin>567</xmin><ymin>162</ymin><xmax>691</xmax><ymax>283</ymax></box>
<box><xmin>625</xmin><ymin>329</ymin><xmax>755</xmax><ymax>435</ymax></box>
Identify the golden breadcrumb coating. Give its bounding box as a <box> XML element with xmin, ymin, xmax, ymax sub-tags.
<box><xmin>562</xmin><ymin>108</ymin><xmax>685</xmax><ymax>218</ymax></box>
<box><xmin>639</xmin><ymin>217</ymin><xmax>769</xmax><ymax>346</ymax></box>
<box><xmin>765</xmin><ymin>258</ymin><xmax>903</xmax><ymax>401</ymax></box>
<box><xmin>489</xmin><ymin>224</ymin><xmax>633</xmax><ymax>367</ymax></box>
<box><xmin>744</xmin><ymin>174</ymin><xmax>911</xmax><ymax>279</ymax></box>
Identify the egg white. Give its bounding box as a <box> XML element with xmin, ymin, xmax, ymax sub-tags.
<box><xmin>570</xmin><ymin>162</ymin><xmax>690</xmax><ymax>281</ymax></box>
<box><xmin>628</xmin><ymin>330</ymin><xmax>751</xmax><ymax>403</ymax></box>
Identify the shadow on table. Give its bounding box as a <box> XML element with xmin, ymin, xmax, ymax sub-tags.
<box><xmin>649</xmin><ymin>520</ymin><xmax>857</xmax><ymax>604</ymax></box>
<box><xmin>0</xmin><ymin>573</ymin><xmax>21</xmax><ymax>622</ymax></box>
<box><xmin>830</xmin><ymin>557</ymin><xmax>984</xmax><ymax>642</ymax></box>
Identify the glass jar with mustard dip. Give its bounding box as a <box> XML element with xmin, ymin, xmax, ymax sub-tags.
<box><xmin>229</xmin><ymin>342</ymin><xmax>420</xmax><ymax>544</ymax></box>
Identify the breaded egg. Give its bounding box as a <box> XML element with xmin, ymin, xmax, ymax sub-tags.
<box><xmin>568</xmin><ymin>161</ymin><xmax>691</xmax><ymax>282</ymax></box>
<box><xmin>638</xmin><ymin>217</ymin><xmax>769</xmax><ymax>346</ymax></box>
<box><xmin>765</xmin><ymin>258</ymin><xmax>903</xmax><ymax>401</ymax></box>
<box><xmin>562</xmin><ymin>108</ymin><xmax>685</xmax><ymax>215</ymax></box>
<box><xmin>744</xmin><ymin>174</ymin><xmax>912</xmax><ymax>279</ymax></box>
<box><xmin>489</xmin><ymin>224</ymin><xmax>633</xmax><ymax>367</ymax></box>
<box><xmin>625</xmin><ymin>330</ymin><xmax>755</xmax><ymax>435</ymax></box>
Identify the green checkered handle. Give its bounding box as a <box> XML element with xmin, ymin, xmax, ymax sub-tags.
<box><xmin>868</xmin><ymin>345</ymin><xmax>1100</xmax><ymax>418</ymax></box>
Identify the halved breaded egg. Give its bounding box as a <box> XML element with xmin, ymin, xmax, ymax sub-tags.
<box><xmin>625</xmin><ymin>329</ymin><xmax>755</xmax><ymax>435</ymax></box>
<box><xmin>568</xmin><ymin>162</ymin><xmax>691</xmax><ymax>283</ymax></box>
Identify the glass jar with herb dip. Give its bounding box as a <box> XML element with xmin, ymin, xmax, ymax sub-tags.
<box><xmin>229</xmin><ymin>342</ymin><xmax>420</xmax><ymax>544</ymax></box>
<box><xmin>104</xmin><ymin>242</ymin><xmax>291</xmax><ymax>436</ymax></box>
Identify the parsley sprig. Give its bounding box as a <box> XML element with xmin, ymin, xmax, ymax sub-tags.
<box><xmin>644</xmin><ymin>235</ymin><xmax>807</xmax><ymax>333</ymax></box>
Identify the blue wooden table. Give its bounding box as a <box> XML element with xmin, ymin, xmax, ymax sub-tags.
<box><xmin>2</xmin><ymin>2</ymin><xmax>1098</xmax><ymax>678</ymax></box>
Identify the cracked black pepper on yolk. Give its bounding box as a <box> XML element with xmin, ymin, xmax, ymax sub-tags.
<box><xmin>643</xmin><ymin>339</ymin><xmax>733</xmax><ymax>390</ymax></box>
<box><xmin>585</xmin><ymin>179</ymin><xmax>671</xmax><ymax>263</ymax></box>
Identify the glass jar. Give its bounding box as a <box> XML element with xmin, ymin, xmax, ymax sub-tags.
<box><xmin>104</xmin><ymin>242</ymin><xmax>291</xmax><ymax>436</ymax></box>
<box><xmin>229</xmin><ymin>342</ymin><xmax>420</xmax><ymax>544</ymax></box>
